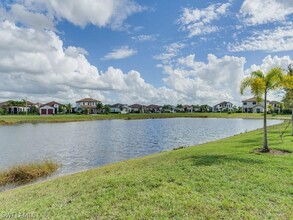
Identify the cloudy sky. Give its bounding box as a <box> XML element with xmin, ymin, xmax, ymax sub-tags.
<box><xmin>0</xmin><ymin>0</ymin><xmax>292</xmax><ymax>105</ymax></box>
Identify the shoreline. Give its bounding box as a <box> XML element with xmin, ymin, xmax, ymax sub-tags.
<box><xmin>0</xmin><ymin>112</ymin><xmax>291</xmax><ymax>126</ymax></box>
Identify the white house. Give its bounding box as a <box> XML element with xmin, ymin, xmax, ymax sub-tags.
<box><xmin>213</xmin><ymin>101</ymin><xmax>233</xmax><ymax>112</ymax></box>
<box><xmin>76</xmin><ymin>98</ymin><xmax>98</xmax><ymax>114</ymax></box>
<box><xmin>39</xmin><ymin>105</ymin><xmax>55</xmax><ymax>115</ymax></box>
<box><xmin>269</xmin><ymin>101</ymin><xmax>282</xmax><ymax>113</ymax></box>
<box><xmin>40</xmin><ymin>101</ymin><xmax>62</xmax><ymax>115</ymax></box>
<box><xmin>242</xmin><ymin>97</ymin><xmax>269</xmax><ymax>113</ymax></box>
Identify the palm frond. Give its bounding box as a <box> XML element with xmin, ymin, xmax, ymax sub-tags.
<box><xmin>265</xmin><ymin>67</ymin><xmax>285</xmax><ymax>89</ymax></box>
<box><xmin>283</xmin><ymin>75</ymin><xmax>293</xmax><ymax>89</ymax></box>
<box><xmin>251</xmin><ymin>70</ymin><xmax>264</xmax><ymax>79</ymax></box>
<box><xmin>251</xmin><ymin>78</ymin><xmax>265</xmax><ymax>101</ymax></box>
<box><xmin>240</xmin><ymin>77</ymin><xmax>253</xmax><ymax>95</ymax></box>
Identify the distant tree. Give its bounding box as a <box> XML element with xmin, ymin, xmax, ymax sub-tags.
<box><xmin>268</xmin><ymin>104</ymin><xmax>273</xmax><ymax>114</ymax></box>
<box><xmin>162</xmin><ymin>105</ymin><xmax>171</xmax><ymax>113</ymax></box>
<box><xmin>192</xmin><ymin>104</ymin><xmax>200</xmax><ymax>112</ymax></box>
<box><xmin>31</xmin><ymin>106</ymin><xmax>39</xmax><ymax>114</ymax></box>
<box><xmin>103</xmin><ymin>105</ymin><xmax>111</xmax><ymax>114</ymax></box>
<box><xmin>65</xmin><ymin>103</ymin><xmax>72</xmax><ymax>114</ymax></box>
<box><xmin>75</xmin><ymin>106</ymin><xmax>83</xmax><ymax>114</ymax></box>
<box><xmin>240</xmin><ymin>67</ymin><xmax>293</xmax><ymax>152</ymax></box>
<box><xmin>200</xmin><ymin>105</ymin><xmax>211</xmax><ymax>112</ymax></box>
<box><xmin>0</xmin><ymin>107</ymin><xmax>6</xmax><ymax>115</ymax></box>
<box><xmin>58</xmin><ymin>105</ymin><xmax>66</xmax><ymax>114</ymax></box>
<box><xmin>96</xmin><ymin>101</ymin><xmax>103</xmax><ymax>114</ymax></box>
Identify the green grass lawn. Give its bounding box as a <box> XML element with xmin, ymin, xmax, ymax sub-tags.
<box><xmin>0</xmin><ymin>112</ymin><xmax>291</xmax><ymax>125</ymax></box>
<box><xmin>0</xmin><ymin>123</ymin><xmax>292</xmax><ymax>219</ymax></box>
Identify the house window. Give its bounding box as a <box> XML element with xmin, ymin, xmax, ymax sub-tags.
<box><xmin>253</xmin><ymin>102</ymin><xmax>256</xmax><ymax>105</ymax></box>
<box><xmin>243</xmin><ymin>102</ymin><xmax>247</xmax><ymax>105</ymax></box>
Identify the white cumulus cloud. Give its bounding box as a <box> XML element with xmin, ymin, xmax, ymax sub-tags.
<box><xmin>102</xmin><ymin>46</ymin><xmax>137</xmax><ymax>60</ymax></box>
<box><xmin>228</xmin><ymin>25</ymin><xmax>293</xmax><ymax>52</ymax></box>
<box><xmin>178</xmin><ymin>2</ymin><xmax>231</xmax><ymax>37</ymax></box>
<box><xmin>158</xmin><ymin>54</ymin><xmax>246</xmax><ymax>105</ymax></box>
<box><xmin>153</xmin><ymin>42</ymin><xmax>186</xmax><ymax>64</ymax></box>
<box><xmin>240</xmin><ymin>0</ymin><xmax>293</xmax><ymax>25</ymax></box>
<box><xmin>1</xmin><ymin>0</ymin><xmax>144</xmax><ymax>30</ymax></box>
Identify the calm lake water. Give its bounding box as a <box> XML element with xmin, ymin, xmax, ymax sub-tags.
<box><xmin>0</xmin><ymin>118</ymin><xmax>282</xmax><ymax>176</ymax></box>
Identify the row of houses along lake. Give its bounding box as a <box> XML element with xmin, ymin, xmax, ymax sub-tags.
<box><xmin>0</xmin><ymin>97</ymin><xmax>285</xmax><ymax>115</ymax></box>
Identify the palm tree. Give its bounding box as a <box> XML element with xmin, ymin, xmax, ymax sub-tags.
<box><xmin>240</xmin><ymin>67</ymin><xmax>289</xmax><ymax>152</ymax></box>
<box><xmin>96</xmin><ymin>101</ymin><xmax>103</xmax><ymax>114</ymax></box>
<box><xmin>66</xmin><ymin>103</ymin><xmax>72</xmax><ymax>114</ymax></box>
<box><xmin>282</xmin><ymin>64</ymin><xmax>293</xmax><ymax>135</ymax></box>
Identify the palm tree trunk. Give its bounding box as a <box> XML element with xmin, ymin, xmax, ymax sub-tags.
<box><xmin>263</xmin><ymin>92</ymin><xmax>269</xmax><ymax>152</ymax></box>
<box><xmin>291</xmin><ymin>107</ymin><xmax>293</xmax><ymax>136</ymax></box>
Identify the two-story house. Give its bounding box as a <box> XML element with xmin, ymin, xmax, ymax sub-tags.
<box><xmin>269</xmin><ymin>101</ymin><xmax>282</xmax><ymax>113</ymax></box>
<box><xmin>129</xmin><ymin>104</ymin><xmax>146</xmax><ymax>113</ymax></box>
<box><xmin>40</xmin><ymin>101</ymin><xmax>62</xmax><ymax>115</ymax></box>
<box><xmin>213</xmin><ymin>101</ymin><xmax>233</xmax><ymax>112</ymax></box>
<box><xmin>242</xmin><ymin>97</ymin><xmax>269</xmax><ymax>113</ymax></box>
<box><xmin>145</xmin><ymin>104</ymin><xmax>161</xmax><ymax>113</ymax></box>
<box><xmin>76</xmin><ymin>98</ymin><xmax>99</xmax><ymax>114</ymax></box>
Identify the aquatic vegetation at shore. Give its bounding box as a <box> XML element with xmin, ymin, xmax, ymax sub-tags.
<box><xmin>0</xmin><ymin>160</ymin><xmax>60</xmax><ymax>187</ymax></box>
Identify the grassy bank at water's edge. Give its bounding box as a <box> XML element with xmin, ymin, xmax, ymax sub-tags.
<box><xmin>0</xmin><ymin>122</ymin><xmax>292</xmax><ymax>219</ymax></box>
<box><xmin>0</xmin><ymin>112</ymin><xmax>291</xmax><ymax>125</ymax></box>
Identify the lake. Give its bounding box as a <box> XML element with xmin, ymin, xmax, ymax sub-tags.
<box><xmin>0</xmin><ymin>118</ymin><xmax>282</xmax><ymax>176</ymax></box>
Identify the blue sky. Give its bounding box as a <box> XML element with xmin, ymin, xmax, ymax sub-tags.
<box><xmin>0</xmin><ymin>0</ymin><xmax>292</xmax><ymax>105</ymax></box>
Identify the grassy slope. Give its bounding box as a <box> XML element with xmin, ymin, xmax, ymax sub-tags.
<box><xmin>0</xmin><ymin>123</ymin><xmax>292</xmax><ymax>219</ymax></box>
<box><xmin>0</xmin><ymin>112</ymin><xmax>291</xmax><ymax>125</ymax></box>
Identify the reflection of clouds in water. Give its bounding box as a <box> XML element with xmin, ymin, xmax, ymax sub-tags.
<box><xmin>0</xmin><ymin>118</ymin><xmax>282</xmax><ymax>175</ymax></box>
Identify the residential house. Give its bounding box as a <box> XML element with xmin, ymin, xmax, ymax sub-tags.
<box><xmin>213</xmin><ymin>101</ymin><xmax>233</xmax><ymax>112</ymax></box>
<box><xmin>39</xmin><ymin>105</ymin><xmax>55</xmax><ymax>115</ymax></box>
<box><xmin>269</xmin><ymin>101</ymin><xmax>282</xmax><ymax>113</ymax></box>
<box><xmin>110</xmin><ymin>103</ymin><xmax>130</xmax><ymax>114</ymax></box>
<box><xmin>242</xmin><ymin>97</ymin><xmax>269</xmax><ymax>113</ymax></box>
<box><xmin>40</xmin><ymin>101</ymin><xmax>62</xmax><ymax>115</ymax></box>
<box><xmin>130</xmin><ymin>104</ymin><xmax>146</xmax><ymax>113</ymax></box>
<box><xmin>183</xmin><ymin>105</ymin><xmax>193</xmax><ymax>112</ymax></box>
<box><xmin>76</xmin><ymin>98</ymin><xmax>99</xmax><ymax>114</ymax></box>
<box><xmin>146</xmin><ymin>104</ymin><xmax>161</xmax><ymax>113</ymax></box>
<box><xmin>0</xmin><ymin>100</ymin><xmax>36</xmax><ymax>114</ymax></box>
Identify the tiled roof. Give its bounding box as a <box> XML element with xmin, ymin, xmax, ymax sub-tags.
<box><xmin>147</xmin><ymin>104</ymin><xmax>160</xmax><ymax>108</ymax></box>
<box><xmin>76</xmin><ymin>98</ymin><xmax>99</xmax><ymax>103</ymax></box>
<box><xmin>130</xmin><ymin>104</ymin><xmax>144</xmax><ymax>108</ymax></box>
<box><xmin>242</xmin><ymin>97</ymin><xmax>258</xmax><ymax>102</ymax></box>
<box><xmin>41</xmin><ymin>101</ymin><xmax>61</xmax><ymax>107</ymax></box>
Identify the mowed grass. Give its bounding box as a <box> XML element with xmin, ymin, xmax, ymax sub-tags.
<box><xmin>0</xmin><ymin>123</ymin><xmax>292</xmax><ymax>219</ymax></box>
<box><xmin>0</xmin><ymin>112</ymin><xmax>291</xmax><ymax>125</ymax></box>
<box><xmin>0</xmin><ymin>160</ymin><xmax>59</xmax><ymax>187</ymax></box>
